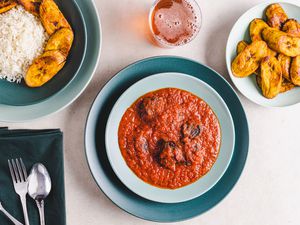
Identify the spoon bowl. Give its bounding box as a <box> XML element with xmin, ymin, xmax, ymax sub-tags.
<box><xmin>28</xmin><ymin>163</ymin><xmax>52</xmax><ymax>225</ymax></box>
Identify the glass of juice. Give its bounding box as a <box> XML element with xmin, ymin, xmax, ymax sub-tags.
<box><xmin>149</xmin><ymin>0</ymin><xmax>202</xmax><ymax>48</ymax></box>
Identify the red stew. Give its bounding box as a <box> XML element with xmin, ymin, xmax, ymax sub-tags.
<box><xmin>118</xmin><ymin>88</ymin><xmax>221</xmax><ymax>189</ymax></box>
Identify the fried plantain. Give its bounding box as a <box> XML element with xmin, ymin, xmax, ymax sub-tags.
<box><xmin>290</xmin><ymin>56</ymin><xmax>300</xmax><ymax>86</ymax></box>
<box><xmin>39</xmin><ymin>0</ymin><xmax>70</xmax><ymax>35</ymax></box>
<box><xmin>45</xmin><ymin>28</ymin><xmax>74</xmax><ymax>57</ymax></box>
<box><xmin>260</xmin><ymin>56</ymin><xmax>282</xmax><ymax>99</ymax></box>
<box><xmin>277</xmin><ymin>53</ymin><xmax>291</xmax><ymax>80</ymax></box>
<box><xmin>236</xmin><ymin>41</ymin><xmax>263</xmax><ymax>75</ymax></box>
<box><xmin>250</xmin><ymin>19</ymin><xmax>269</xmax><ymax>41</ymax></box>
<box><xmin>262</xmin><ymin>27</ymin><xmax>300</xmax><ymax>57</ymax></box>
<box><xmin>282</xmin><ymin>19</ymin><xmax>300</xmax><ymax>38</ymax></box>
<box><xmin>25</xmin><ymin>50</ymin><xmax>66</xmax><ymax>87</ymax></box>
<box><xmin>256</xmin><ymin>75</ymin><xmax>262</xmax><ymax>89</ymax></box>
<box><xmin>237</xmin><ymin>39</ymin><xmax>275</xmax><ymax>58</ymax></box>
<box><xmin>232</xmin><ymin>41</ymin><xmax>268</xmax><ymax>77</ymax></box>
<box><xmin>236</xmin><ymin>41</ymin><xmax>248</xmax><ymax>55</ymax></box>
<box><xmin>17</xmin><ymin>0</ymin><xmax>41</xmax><ymax>16</ymax></box>
<box><xmin>280</xmin><ymin>78</ymin><xmax>295</xmax><ymax>93</ymax></box>
<box><xmin>265</xmin><ymin>3</ymin><xmax>288</xmax><ymax>29</ymax></box>
<box><xmin>267</xmin><ymin>48</ymin><xmax>278</xmax><ymax>57</ymax></box>
<box><xmin>257</xmin><ymin>74</ymin><xmax>294</xmax><ymax>94</ymax></box>
<box><xmin>0</xmin><ymin>0</ymin><xmax>17</xmax><ymax>13</ymax></box>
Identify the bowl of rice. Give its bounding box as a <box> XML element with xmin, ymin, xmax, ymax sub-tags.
<box><xmin>0</xmin><ymin>0</ymin><xmax>86</xmax><ymax>106</ymax></box>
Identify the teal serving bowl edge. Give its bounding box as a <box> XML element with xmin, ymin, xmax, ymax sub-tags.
<box><xmin>0</xmin><ymin>0</ymin><xmax>87</xmax><ymax>106</ymax></box>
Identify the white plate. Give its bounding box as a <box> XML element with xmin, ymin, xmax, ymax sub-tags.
<box><xmin>226</xmin><ymin>0</ymin><xmax>300</xmax><ymax>107</ymax></box>
<box><xmin>105</xmin><ymin>72</ymin><xmax>235</xmax><ymax>203</ymax></box>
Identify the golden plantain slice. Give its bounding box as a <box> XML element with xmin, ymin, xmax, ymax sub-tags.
<box><xmin>0</xmin><ymin>0</ymin><xmax>17</xmax><ymax>14</ymax></box>
<box><xmin>18</xmin><ymin>0</ymin><xmax>41</xmax><ymax>16</ymax></box>
<box><xmin>280</xmin><ymin>78</ymin><xmax>295</xmax><ymax>93</ymax></box>
<box><xmin>25</xmin><ymin>50</ymin><xmax>66</xmax><ymax>87</ymax></box>
<box><xmin>257</xmin><ymin>75</ymin><xmax>294</xmax><ymax>93</ymax></box>
<box><xmin>265</xmin><ymin>3</ymin><xmax>288</xmax><ymax>29</ymax></box>
<box><xmin>250</xmin><ymin>19</ymin><xmax>269</xmax><ymax>41</ymax></box>
<box><xmin>236</xmin><ymin>41</ymin><xmax>248</xmax><ymax>55</ymax></box>
<box><xmin>231</xmin><ymin>41</ymin><xmax>268</xmax><ymax>77</ymax></box>
<box><xmin>282</xmin><ymin>19</ymin><xmax>300</xmax><ymax>38</ymax></box>
<box><xmin>236</xmin><ymin>41</ymin><xmax>263</xmax><ymax>75</ymax></box>
<box><xmin>40</xmin><ymin>0</ymin><xmax>70</xmax><ymax>35</ymax></box>
<box><xmin>277</xmin><ymin>53</ymin><xmax>291</xmax><ymax>80</ymax></box>
<box><xmin>262</xmin><ymin>27</ymin><xmax>300</xmax><ymax>57</ymax></box>
<box><xmin>237</xmin><ymin>39</ymin><xmax>276</xmax><ymax>57</ymax></box>
<box><xmin>290</xmin><ymin>55</ymin><xmax>300</xmax><ymax>86</ymax></box>
<box><xmin>45</xmin><ymin>28</ymin><xmax>74</xmax><ymax>57</ymax></box>
<box><xmin>260</xmin><ymin>56</ymin><xmax>282</xmax><ymax>99</ymax></box>
<box><xmin>267</xmin><ymin>48</ymin><xmax>277</xmax><ymax>57</ymax></box>
<box><xmin>256</xmin><ymin>75</ymin><xmax>262</xmax><ymax>89</ymax></box>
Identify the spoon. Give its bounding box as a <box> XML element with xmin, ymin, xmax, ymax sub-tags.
<box><xmin>28</xmin><ymin>164</ymin><xmax>51</xmax><ymax>225</ymax></box>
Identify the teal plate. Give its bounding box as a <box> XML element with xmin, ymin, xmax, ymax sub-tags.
<box><xmin>85</xmin><ymin>56</ymin><xmax>249</xmax><ymax>222</ymax></box>
<box><xmin>0</xmin><ymin>0</ymin><xmax>101</xmax><ymax>122</ymax></box>
<box><xmin>0</xmin><ymin>0</ymin><xmax>87</xmax><ymax>106</ymax></box>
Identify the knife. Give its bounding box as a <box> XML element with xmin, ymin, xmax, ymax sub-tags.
<box><xmin>0</xmin><ymin>202</ymin><xmax>23</xmax><ymax>225</ymax></box>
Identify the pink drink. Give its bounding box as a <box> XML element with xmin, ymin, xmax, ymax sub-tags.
<box><xmin>149</xmin><ymin>0</ymin><xmax>202</xmax><ymax>47</ymax></box>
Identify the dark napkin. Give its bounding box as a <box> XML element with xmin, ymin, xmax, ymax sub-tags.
<box><xmin>0</xmin><ymin>128</ymin><xmax>65</xmax><ymax>225</ymax></box>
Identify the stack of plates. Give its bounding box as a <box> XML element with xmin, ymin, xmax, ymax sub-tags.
<box><xmin>0</xmin><ymin>0</ymin><xmax>101</xmax><ymax>122</ymax></box>
<box><xmin>85</xmin><ymin>56</ymin><xmax>249</xmax><ymax>222</ymax></box>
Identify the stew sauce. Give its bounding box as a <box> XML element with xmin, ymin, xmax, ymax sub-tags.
<box><xmin>118</xmin><ymin>88</ymin><xmax>221</xmax><ymax>189</ymax></box>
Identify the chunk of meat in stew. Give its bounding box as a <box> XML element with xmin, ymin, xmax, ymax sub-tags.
<box><xmin>181</xmin><ymin>122</ymin><xmax>201</xmax><ymax>140</ymax></box>
<box><xmin>159</xmin><ymin>141</ymin><xmax>185</xmax><ymax>171</ymax></box>
<box><xmin>138</xmin><ymin>97</ymin><xmax>166</xmax><ymax>121</ymax></box>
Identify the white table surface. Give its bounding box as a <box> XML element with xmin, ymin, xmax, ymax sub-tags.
<box><xmin>1</xmin><ymin>0</ymin><xmax>300</xmax><ymax>224</ymax></box>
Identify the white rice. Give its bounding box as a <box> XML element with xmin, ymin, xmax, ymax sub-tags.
<box><xmin>0</xmin><ymin>6</ymin><xmax>48</xmax><ymax>83</ymax></box>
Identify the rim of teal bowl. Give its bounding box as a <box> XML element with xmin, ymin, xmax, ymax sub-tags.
<box><xmin>0</xmin><ymin>0</ymin><xmax>87</xmax><ymax>106</ymax></box>
<box><xmin>0</xmin><ymin>0</ymin><xmax>102</xmax><ymax>122</ymax></box>
<box><xmin>31</xmin><ymin>0</ymin><xmax>88</xmax><ymax>106</ymax></box>
<box><xmin>43</xmin><ymin>0</ymin><xmax>88</xmax><ymax>105</ymax></box>
<box><xmin>84</xmin><ymin>56</ymin><xmax>249</xmax><ymax>222</ymax></box>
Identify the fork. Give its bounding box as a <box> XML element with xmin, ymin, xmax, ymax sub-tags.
<box><xmin>0</xmin><ymin>202</ymin><xmax>23</xmax><ymax>225</ymax></box>
<box><xmin>8</xmin><ymin>159</ymin><xmax>30</xmax><ymax>225</ymax></box>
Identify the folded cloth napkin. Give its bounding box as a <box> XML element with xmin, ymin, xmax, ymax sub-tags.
<box><xmin>0</xmin><ymin>128</ymin><xmax>65</xmax><ymax>225</ymax></box>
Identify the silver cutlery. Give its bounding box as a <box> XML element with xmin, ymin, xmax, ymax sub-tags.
<box><xmin>8</xmin><ymin>159</ymin><xmax>30</xmax><ymax>225</ymax></box>
<box><xmin>28</xmin><ymin>163</ymin><xmax>51</xmax><ymax>225</ymax></box>
<box><xmin>0</xmin><ymin>202</ymin><xmax>23</xmax><ymax>225</ymax></box>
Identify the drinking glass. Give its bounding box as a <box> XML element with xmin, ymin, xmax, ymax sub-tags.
<box><xmin>149</xmin><ymin>0</ymin><xmax>202</xmax><ymax>48</ymax></box>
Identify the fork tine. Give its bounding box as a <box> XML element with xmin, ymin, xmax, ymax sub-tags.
<box><xmin>11</xmin><ymin>159</ymin><xmax>20</xmax><ymax>183</ymax></box>
<box><xmin>19</xmin><ymin>158</ymin><xmax>27</xmax><ymax>179</ymax></box>
<box><xmin>8</xmin><ymin>160</ymin><xmax>16</xmax><ymax>184</ymax></box>
<box><xmin>15</xmin><ymin>159</ymin><xmax>24</xmax><ymax>182</ymax></box>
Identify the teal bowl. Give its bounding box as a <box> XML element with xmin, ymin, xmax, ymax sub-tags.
<box><xmin>0</xmin><ymin>0</ymin><xmax>87</xmax><ymax>106</ymax></box>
